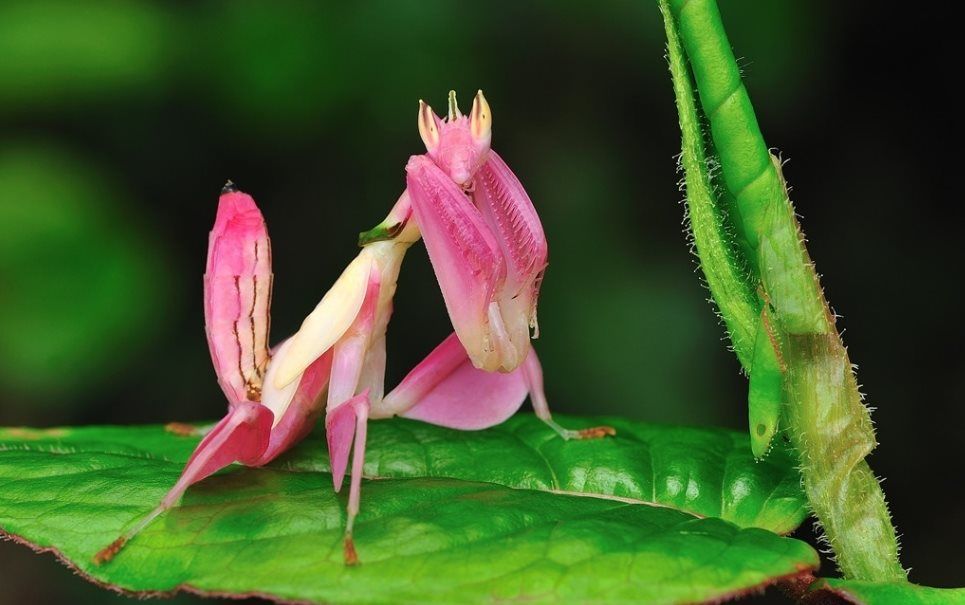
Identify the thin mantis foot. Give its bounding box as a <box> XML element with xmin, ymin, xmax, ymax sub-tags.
<box><xmin>523</xmin><ymin>349</ymin><xmax>615</xmax><ymax>440</ymax></box>
<box><xmin>93</xmin><ymin>502</ymin><xmax>168</xmax><ymax>565</ymax></box>
<box><xmin>541</xmin><ymin>417</ymin><xmax>616</xmax><ymax>441</ymax></box>
<box><xmin>343</xmin><ymin>532</ymin><xmax>359</xmax><ymax>566</ymax></box>
<box><xmin>343</xmin><ymin>508</ymin><xmax>360</xmax><ymax>565</ymax></box>
<box><xmin>93</xmin><ymin>536</ymin><xmax>128</xmax><ymax>565</ymax></box>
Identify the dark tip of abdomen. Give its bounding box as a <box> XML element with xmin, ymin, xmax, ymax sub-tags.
<box><xmin>221</xmin><ymin>179</ymin><xmax>239</xmax><ymax>194</ymax></box>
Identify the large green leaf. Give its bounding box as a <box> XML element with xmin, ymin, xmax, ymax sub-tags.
<box><xmin>0</xmin><ymin>415</ymin><xmax>816</xmax><ymax>604</ymax></box>
<box><xmin>805</xmin><ymin>579</ymin><xmax>965</xmax><ymax>605</ymax></box>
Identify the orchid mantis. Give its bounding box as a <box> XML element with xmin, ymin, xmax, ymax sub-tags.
<box><xmin>95</xmin><ymin>91</ymin><xmax>612</xmax><ymax>567</ymax></box>
<box><xmin>270</xmin><ymin>90</ymin><xmax>613</xmax><ymax>563</ymax></box>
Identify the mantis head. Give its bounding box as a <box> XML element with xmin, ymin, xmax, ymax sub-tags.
<box><xmin>418</xmin><ymin>90</ymin><xmax>492</xmax><ymax>187</ymax></box>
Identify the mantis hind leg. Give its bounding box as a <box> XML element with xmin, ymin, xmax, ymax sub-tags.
<box><xmin>94</xmin><ymin>402</ymin><xmax>273</xmax><ymax>564</ymax></box>
<box><xmin>387</xmin><ymin>332</ymin><xmax>527</xmax><ymax>429</ymax></box>
<box><xmin>522</xmin><ymin>349</ymin><xmax>616</xmax><ymax>440</ymax></box>
<box><xmin>387</xmin><ymin>333</ymin><xmax>615</xmax><ymax>440</ymax></box>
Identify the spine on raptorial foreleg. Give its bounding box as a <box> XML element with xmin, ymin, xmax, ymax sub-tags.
<box><xmin>662</xmin><ymin>0</ymin><xmax>904</xmax><ymax>581</ymax></box>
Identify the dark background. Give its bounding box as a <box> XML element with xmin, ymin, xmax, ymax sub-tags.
<box><xmin>1</xmin><ymin>1</ymin><xmax>961</xmax><ymax>603</ymax></box>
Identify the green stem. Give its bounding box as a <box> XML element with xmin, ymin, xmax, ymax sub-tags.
<box><xmin>660</xmin><ymin>0</ymin><xmax>757</xmax><ymax>370</ymax></box>
<box><xmin>659</xmin><ymin>0</ymin><xmax>905</xmax><ymax>581</ymax></box>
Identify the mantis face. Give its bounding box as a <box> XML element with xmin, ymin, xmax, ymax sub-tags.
<box><xmin>418</xmin><ymin>90</ymin><xmax>492</xmax><ymax>187</ymax></box>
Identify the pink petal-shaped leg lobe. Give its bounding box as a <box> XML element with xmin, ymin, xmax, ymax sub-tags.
<box><xmin>388</xmin><ymin>333</ymin><xmax>529</xmax><ymax>429</ymax></box>
<box><xmin>174</xmin><ymin>403</ymin><xmax>273</xmax><ymax>489</ymax></box>
<box><xmin>406</xmin><ymin>155</ymin><xmax>508</xmax><ymax>372</ymax></box>
<box><xmin>326</xmin><ymin>392</ymin><xmax>369</xmax><ymax>493</ymax></box>
<box><xmin>256</xmin><ymin>348</ymin><xmax>332</xmax><ymax>464</ymax></box>
<box><xmin>205</xmin><ymin>185</ymin><xmax>273</xmax><ymax>405</ymax></box>
<box><xmin>384</xmin><ymin>333</ymin><xmax>614</xmax><ymax>438</ymax></box>
<box><xmin>94</xmin><ymin>402</ymin><xmax>273</xmax><ymax>564</ymax></box>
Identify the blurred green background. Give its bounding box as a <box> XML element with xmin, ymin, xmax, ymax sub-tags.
<box><xmin>1</xmin><ymin>1</ymin><xmax>961</xmax><ymax>603</ymax></box>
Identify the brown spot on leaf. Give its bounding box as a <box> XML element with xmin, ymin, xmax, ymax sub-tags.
<box><xmin>1</xmin><ymin>428</ymin><xmax>68</xmax><ymax>440</ymax></box>
<box><xmin>165</xmin><ymin>423</ymin><xmax>200</xmax><ymax>437</ymax></box>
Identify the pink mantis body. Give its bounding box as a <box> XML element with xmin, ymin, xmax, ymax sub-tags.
<box><xmin>94</xmin><ymin>184</ymin><xmax>331</xmax><ymax>564</ymax></box>
<box><xmin>269</xmin><ymin>90</ymin><xmax>614</xmax><ymax>564</ymax></box>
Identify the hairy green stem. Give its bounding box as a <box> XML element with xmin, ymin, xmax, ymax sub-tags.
<box><xmin>661</xmin><ymin>0</ymin><xmax>757</xmax><ymax>369</ymax></box>
<box><xmin>659</xmin><ymin>0</ymin><xmax>905</xmax><ymax>581</ymax></box>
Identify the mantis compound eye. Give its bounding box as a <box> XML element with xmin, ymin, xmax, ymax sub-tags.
<box><xmin>470</xmin><ymin>89</ymin><xmax>492</xmax><ymax>144</ymax></box>
<box><xmin>417</xmin><ymin>100</ymin><xmax>441</xmax><ymax>152</ymax></box>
